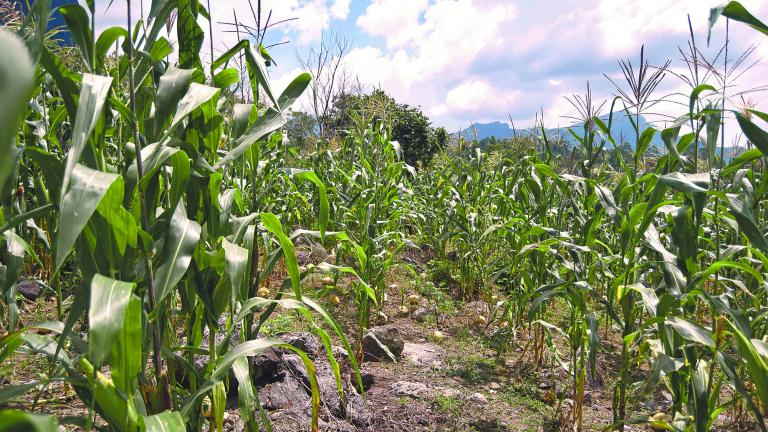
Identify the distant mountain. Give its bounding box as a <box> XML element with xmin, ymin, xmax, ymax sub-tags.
<box><xmin>454</xmin><ymin>116</ymin><xmax>750</xmax><ymax>162</ymax></box>
<box><xmin>456</xmin><ymin>114</ymin><xmax>664</xmax><ymax>150</ymax></box>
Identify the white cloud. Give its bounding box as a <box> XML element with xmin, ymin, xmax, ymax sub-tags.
<box><xmin>331</xmin><ymin>0</ymin><xmax>352</xmax><ymax>20</ymax></box>
<box><xmin>432</xmin><ymin>80</ymin><xmax>519</xmax><ymax>121</ymax></box>
<box><xmin>346</xmin><ymin>0</ymin><xmax>517</xmax><ymax>125</ymax></box>
<box><xmin>93</xmin><ymin>0</ymin><xmax>768</xmax><ymax>141</ymax></box>
<box><xmin>356</xmin><ymin>0</ymin><xmax>429</xmax><ymax>48</ymax></box>
<box><xmin>596</xmin><ymin>0</ymin><xmax>768</xmax><ymax>56</ymax></box>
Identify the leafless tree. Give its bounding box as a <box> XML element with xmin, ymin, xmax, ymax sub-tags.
<box><xmin>297</xmin><ymin>31</ymin><xmax>353</xmax><ymax>138</ymax></box>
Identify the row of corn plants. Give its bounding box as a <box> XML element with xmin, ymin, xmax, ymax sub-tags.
<box><xmin>0</xmin><ymin>1</ymin><xmax>372</xmax><ymax>430</ymax></box>
<box><xmin>3</xmin><ymin>1</ymin><xmax>768</xmax><ymax>432</ymax></box>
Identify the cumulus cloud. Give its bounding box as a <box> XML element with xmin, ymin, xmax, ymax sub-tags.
<box><xmin>93</xmin><ymin>0</ymin><xmax>768</xmax><ymax>139</ymax></box>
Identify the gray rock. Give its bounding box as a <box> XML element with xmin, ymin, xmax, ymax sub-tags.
<box><xmin>16</xmin><ymin>279</ymin><xmax>44</xmax><ymax>300</ymax></box>
<box><xmin>488</xmin><ymin>382</ymin><xmax>502</xmax><ymax>391</ymax></box>
<box><xmin>437</xmin><ymin>387</ymin><xmax>462</xmax><ymax>399</ymax></box>
<box><xmin>468</xmin><ymin>392</ymin><xmax>488</xmax><ymax>405</ymax></box>
<box><xmin>390</xmin><ymin>381</ymin><xmax>429</xmax><ymax>398</ymax></box>
<box><xmin>294</xmin><ymin>238</ymin><xmax>327</xmax><ymax>265</ymax></box>
<box><xmin>331</xmin><ymin>345</ymin><xmax>349</xmax><ymax>360</ymax></box>
<box><xmin>280</xmin><ymin>332</ymin><xmax>321</xmax><ymax>358</ymax></box>
<box><xmin>279</xmin><ymin>353</ymin><xmax>372</xmax><ymax>428</ymax></box>
<box><xmin>362</xmin><ymin>325</ymin><xmax>404</xmax><ymax>361</ymax></box>
<box><xmin>411</xmin><ymin>307</ymin><xmax>432</xmax><ymax>322</ymax></box>
<box><xmin>350</xmin><ymin>371</ymin><xmax>375</xmax><ymax>393</ymax></box>
<box><xmin>402</xmin><ymin>342</ymin><xmax>444</xmax><ymax>367</ymax></box>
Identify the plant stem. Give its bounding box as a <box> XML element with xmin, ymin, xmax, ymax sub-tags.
<box><xmin>126</xmin><ymin>0</ymin><xmax>167</xmax><ymax>409</ymax></box>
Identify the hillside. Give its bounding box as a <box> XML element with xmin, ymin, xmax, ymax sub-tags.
<box><xmin>456</xmin><ymin>114</ymin><xmax>664</xmax><ymax>149</ymax></box>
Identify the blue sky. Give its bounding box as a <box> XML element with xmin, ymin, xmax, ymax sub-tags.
<box><xmin>95</xmin><ymin>0</ymin><xmax>768</xmax><ymax>142</ymax></box>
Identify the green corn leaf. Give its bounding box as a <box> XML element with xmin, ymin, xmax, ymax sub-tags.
<box><xmin>277</xmin><ymin>72</ymin><xmax>312</xmax><ymax>111</ymax></box>
<box><xmin>0</xmin><ymin>410</ymin><xmax>58</xmax><ymax>432</ymax></box>
<box><xmin>151</xmin><ymin>66</ymin><xmax>195</xmax><ymax>140</ymax></box>
<box><xmin>79</xmin><ymin>357</ymin><xmax>140</xmax><ymax>429</ymax></box>
<box><xmin>232</xmin><ymin>357</ymin><xmax>258</xmax><ymax>431</ymax></box>
<box><xmin>295</xmin><ymin>171</ymin><xmax>329</xmax><ymax>242</ymax></box>
<box><xmin>0</xmin><ymin>30</ymin><xmax>35</xmax><ymax>193</ymax></box>
<box><xmin>89</xmin><ymin>274</ymin><xmax>135</xmax><ymax>367</ymax></box>
<box><xmin>710</xmin><ymin>1</ymin><xmax>768</xmax><ymax>42</ymax></box>
<box><xmin>231</xmin><ymin>104</ymin><xmax>255</xmax><ymax>140</ymax></box>
<box><xmin>735</xmin><ymin>112</ymin><xmax>768</xmax><ymax>161</ymax></box>
<box><xmin>153</xmin><ymin>204</ymin><xmax>201</xmax><ymax>312</ymax></box>
<box><xmin>2</xmin><ymin>232</ymin><xmax>30</xmax><ymax>330</ymax></box>
<box><xmin>95</xmin><ymin>27</ymin><xmax>128</xmax><ymax>71</ymax></box>
<box><xmin>56</xmin><ymin>164</ymin><xmax>122</xmax><ymax>272</ymax></box>
<box><xmin>724</xmin><ymin>148</ymin><xmax>762</xmax><ymax>175</ymax></box>
<box><xmin>169</xmin><ymin>82</ymin><xmax>220</xmax><ymax>135</ymax></box>
<box><xmin>110</xmin><ymin>295</ymin><xmax>142</xmax><ymax>395</ymax></box>
<box><xmin>177</xmin><ymin>0</ymin><xmax>205</xmax><ymax>78</ymax></box>
<box><xmin>659</xmin><ymin>172</ymin><xmax>710</xmax><ymax>194</ymax></box>
<box><xmin>222</xmin><ymin>238</ymin><xmax>248</xmax><ymax>301</ymax></box>
<box><xmin>0</xmin><ymin>383</ymin><xmax>39</xmax><ymax>405</ymax></box>
<box><xmin>142</xmin><ymin>411</ymin><xmax>185</xmax><ymax>432</ymax></box>
<box><xmin>666</xmin><ymin>317</ymin><xmax>715</xmax><ymax>348</ymax></box>
<box><xmin>61</xmin><ymin>74</ymin><xmax>113</xmax><ymax>197</ymax></box>
<box><xmin>261</xmin><ymin>213</ymin><xmax>302</xmax><ymax>299</ymax></box>
<box><xmin>245</xmin><ymin>44</ymin><xmax>279</xmax><ymax>108</ymax></box>
<box><xmin>726</xmin><ymin>194</ymin><xmax>768</xmax><ymax>254</ymax></box>
<box><xmin>726</xmin><ymin>319</ymin><xmax>768</xmax><ymax>411</ymax></box>
<box><xmin>213</xmin><ymin>68</ymin><xmax>239</xmax><ymax>89</ymax></box>
<box><xmin>59</xmin><ymin>4</ymin><xmax>94</xmax><ymax>71</ymax></box>
<box><xmin>215</xmin><ymin>107</ymin><xmax>285</xmax><ymax>168</ymax></box>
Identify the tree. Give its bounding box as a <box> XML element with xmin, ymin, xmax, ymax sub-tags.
<box><xmin>326</xmin><ymin>89</ymin><xmax>445</xmax><ymax>167</ymax></box>
<box><xmin>297</xmin><ymin>31</ymin><xmax>353</xmax><ymax>138</ymax></box>
<box><xmin>285</xmin><ymin>110</ymin><xmax>318</xmax><ymax>151</ymax></box>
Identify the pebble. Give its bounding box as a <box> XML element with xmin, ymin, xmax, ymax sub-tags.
<box><xmin>468</xmin><ymin>393</ymin><xmax>488</xmax><ymax>405</ymax></box>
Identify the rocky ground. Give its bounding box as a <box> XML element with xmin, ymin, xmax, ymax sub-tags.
<box><xmin>2</xmin><ymin>255</ymin><xmax>744</xmax><ymax>432</ymax></box>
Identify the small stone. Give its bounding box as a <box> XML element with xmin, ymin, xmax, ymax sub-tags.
<box><xmin>438</xmin><ymin>387</ymin><xmax>461</xmax><ymax>398</ymax></box>
<box><xmin>583</xmin><ymin>390</ymin><xmax>592</xmax><ymax>404</ymax></box>
<box><xmin>431</xmin><ymin>330</ymin><xmax>445</xmax><ymax>342</ymax></box>
<box><xmin>407</xmin><ymin>294</ymin><xmax>420</xmax><ymax>304</ymax></box>
<box><xmin>331</xmin><ymin>345</ymin><xmax>349</xmax><ymax>359</ymax></box>
<box><xmin>650</xmin><ymin>412</ymin><xmax>671</xmax><ymax>431</ymax></box>
<box><xmin>329</xmin><ymin>294</ymin><xmax>341</xmax><ymax>305</ymax></box>
<box><xmin>257</xmin><ymin>287</ymin><xmax>270</xmax><ymax>297</ymax></box>
<box><xmin>362</xmin><ymin>325</ymin><xmax>404</xmax><ymax>361</ymax></box>
<box><xmin>488</xmin><ymin>382</ymin><xmax>502</xmax><ymax>391</ymax></box>
<box><xmin>539</xmin><ymin>382</ymin><xmax>552</xmax><ymax>390</ymax></box>
<box><xmin>397</xmin><ymin>305</ymin><xmax>410</xmax><ymax>316</ymax></box>
<box><xmin>391</xmin><ymin>381</ymin><xmax>428</xmax><ymax>398</ymax></box>
<box><xmin>473</xmin><ymin>315</ymin><xmax>487</xmax><ymax>326</ymax></box>
<box><xmin>411</xmin><ymin>307</ymin><xmax>431</xmax><ymax>322</ymax></box>
<box><xmin>321</xmin><ymin>276</ymin><xmax>334</xmax><ymax>286</ymax></box>
<box><xmin>281</xmin><ymin>332</ymin><xmax>320</xmax><ymax>358</ymax></box>
<box><xmin>359</xmin><ymin>372</ymin><xmax>375</xmax><ymax>392</ymax></box>
<box><xmin>17</xmin><ymin>279</ymin><xmax>44</xmax><ymax>300</ymax></box>
<box><xmin>468</xmin><ymin>393</ymin><xmax>488</xmax><ymax>405</ymax></box>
